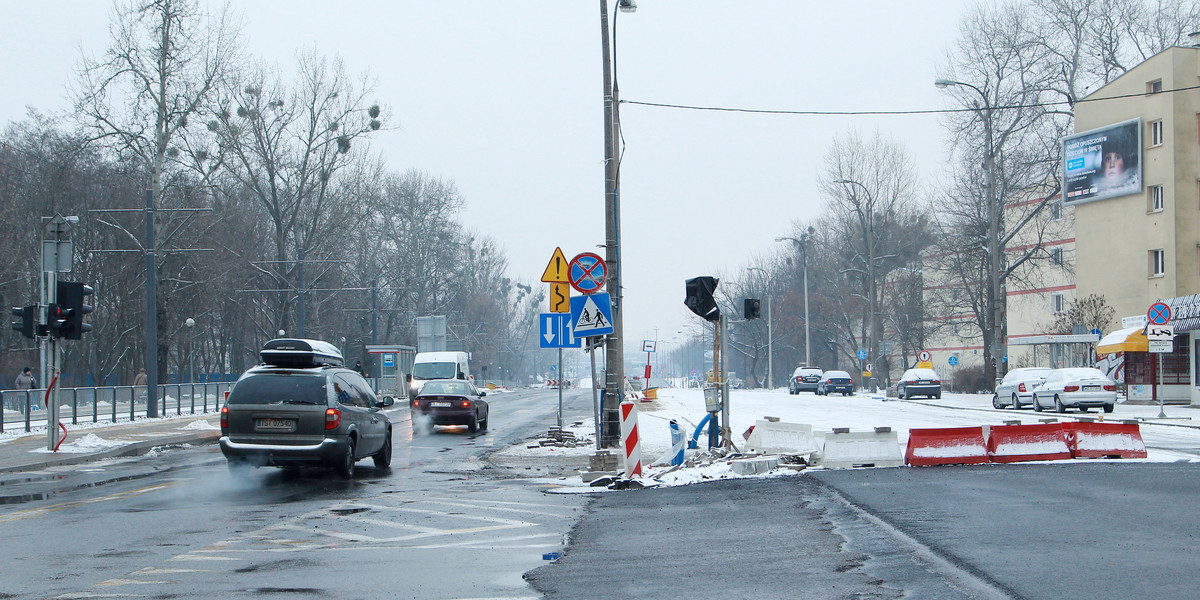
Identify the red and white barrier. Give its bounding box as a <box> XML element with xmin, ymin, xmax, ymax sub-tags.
<box><xmin>619</xmin><ymin>400</ymin><xmax>642</xmax><ymax>478</ymax></box>
<box><xmin>905</xmin><ymin>427</ymin><xmax>989</xmax><ymax>466</ymax></box>
<box><xmin>987</xmin><ymin>423</ymin><xmax>1071</xmax><ymax>463</ymax></box>
<box><xmin>1065</xmin><ymin>421</ymin><xmax>1148</xmax><ymax>459</ymax></box>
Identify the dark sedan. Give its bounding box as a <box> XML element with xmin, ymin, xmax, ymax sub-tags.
<box><xmin>411</xmin><ymin>379</ymin><xmax>489</xmax><ymax>433</ymax></box>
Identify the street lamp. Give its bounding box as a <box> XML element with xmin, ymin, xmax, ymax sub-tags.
<box><xmin>833</xmin><ymin>178</ymin><xmax>881</xmax><ymax>388</ymax></box>
<box><xmin>184</xmin><ymin>318</ymin><xmax>195</xmax><ymax>384</ymax></box>
<box><xmin>746</xmin><ymin>267</ymin><xmax>773</xmax><ymax>389</ymax></box>
<box><xmin>600</xmin><ymin>0</ymin><xmax>636</xmax><ymax>447</ymax></box>
<box><xmin>777</xmin><ymin>230</ymin><xmax>814</xmax><ymax>369</ymax></box>
<box><xmin>935</xmin><ymin>78</ymin><xmax>1003</xmax><ymax>381</ymax></box>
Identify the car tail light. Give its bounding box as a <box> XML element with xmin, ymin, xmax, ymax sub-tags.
<box><xmin>1064</xmin><ymin>385</ymin><xmax>1080</xmax><ymax>392</ymax></box>
<box><xmin>1018</xmin><ymin>383</ymin><xmax>1026</xmax><ymax>392</ymax></box>
<box><xmin>1104</xmin><ymin>384</ymin><xmax>1116</xmax><ymax>391</ymax></box>
<box><xmin>460</xmin><ymin>400</ymin><xmax>470</xmax><ymax>408</ymax></box>
<box><xmin>220</xmin><ymin>405</ymin><xmax>228</xmax><ymax>429</ymax></box>
<box><xmin>325</xmin><ymin>407</ymin><xmax>341</xmax><ymax>430</ymax></box>
<box><xmin>931</xmin><ymin>380</ymin><xmax>940</xmax><ymax>385</ymax></box>
<box><xmin>412</xmin><ymin>400</ymin><xmax>421</xmax><ymax>408</ymax></box>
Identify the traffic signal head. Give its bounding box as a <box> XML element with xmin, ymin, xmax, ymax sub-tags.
<box><xmin>744</xmin><ymin>298</ymin><xmax>762</xmax><ymax>320</ymax></box>
<box><xmin>10</xmin><ymin>305</ymin><xmax>35</xmax><ymax>339</ymax></box>
<box><xmin>684</xmin><ymin>276</ymin><xmax>721</xmax><ymax>322</ymax></box>
<box><xmin>55</xmin><ymin>281</ymin><xmax>94</xmax><ymax>339</ymax></box>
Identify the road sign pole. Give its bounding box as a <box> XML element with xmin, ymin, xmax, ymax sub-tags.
<box><xmin>557</xmin><ymin>348</ymin><xmax>564</xmax><ymax>428</ymax></box>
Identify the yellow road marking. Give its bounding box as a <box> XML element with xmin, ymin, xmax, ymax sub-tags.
<box><xmin>0</xmin><ymin>480</ymin><xmax>188</xmax><ymax>523</ymax></box>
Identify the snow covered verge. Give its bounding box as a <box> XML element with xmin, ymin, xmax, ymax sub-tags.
<box><xmin>495</xmin><ymin>387</ymin><xmax>1200</xmax><ymax>492</ymax></box>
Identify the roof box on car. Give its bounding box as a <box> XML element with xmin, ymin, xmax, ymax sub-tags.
<box><xmin>260</xmin><ymin>338</ymin><xmax>344</xmax><ymax>368</ymax></box>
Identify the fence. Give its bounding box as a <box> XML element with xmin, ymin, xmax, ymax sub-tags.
<box><xmin>0</xmin><ymin>382</ymin><xmax>234</xmax><ymax>434</ymax></box>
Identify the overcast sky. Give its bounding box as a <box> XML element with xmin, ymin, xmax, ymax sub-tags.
<box><xmin>0</xmin><ymin>0</ymin><xmax>969</xmax><ymax>357</ymax></box>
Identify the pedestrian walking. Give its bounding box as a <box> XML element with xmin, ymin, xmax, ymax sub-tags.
<box><xmin>353</xmin><ymin>360</ymin><xmax>366</xmax><ymax>377</ymax></box>
<box><xmin>133</xmin><ymin>368</ymin><xmax>147</xmax><ymax>387</ymax></box>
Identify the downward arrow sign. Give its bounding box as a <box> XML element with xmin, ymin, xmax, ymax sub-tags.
<box><xmin>543</xmin><ymin>316</ymin><xmax>555</xmax><ymax>344</ymax></box>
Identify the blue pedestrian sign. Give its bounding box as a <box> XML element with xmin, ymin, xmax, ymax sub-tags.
<box><xmin>570</xmin><ymin>293</ymin><xmax>614</xmax><ymax>337</ymax></box>
<box><xmin>539</xmin><ymin>313</ymin><xmax>582</xmax><ymax>348</ymax></box>
<box><xmin>857</xmin><ymin>349</ymin><xmax>868</xmax><ymax>360</ymax></box>
<box><xmin>948</xmin><ymin>356</ymin><xmax>959</xmax><ymax>366</ymax></box>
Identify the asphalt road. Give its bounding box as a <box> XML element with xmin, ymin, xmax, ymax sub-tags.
<box><xmin>0</xmin><ymin>387</ymin><xmax>595</xmax><ymax>600</ymax></box>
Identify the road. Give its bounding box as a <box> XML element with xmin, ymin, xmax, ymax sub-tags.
<box><xmin>0</xmin><ymin>386</ymin><xmax>596</xmax><ymax>600</ymax></box>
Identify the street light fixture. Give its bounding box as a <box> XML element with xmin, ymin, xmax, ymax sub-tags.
<box><xmin>776</xmin><ymin>230</ymin><xmax>814</xmax><ymax>369</ymax></box>
<box><xmin>746</xmin><ymin>267</ymin><xmax>773</xmax><ymax>389</ymax></box>
<box><xmin>934</xmin><ymin>78</ymin><xmax>1004</xmax><ymax>380</ymax></box>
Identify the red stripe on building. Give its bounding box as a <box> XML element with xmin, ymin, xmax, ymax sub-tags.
<box><xmin>1007</xmin><ymin>284</ymin><xmax>1075</xmax><ymax>297</ymax></box>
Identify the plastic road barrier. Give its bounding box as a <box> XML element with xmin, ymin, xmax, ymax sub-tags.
<box><xmin>986</xmin><ymin>423</ymin><xmax>1071</xmax><ymax>463</ymax></box>
<box><xmin>744</xmin><ymin>420</ymin><xmax>819</xmax><ymax>456</ymax></box>
<box><xmin>905</xmin><ymin>427</ymin><xmax>989</xmax><ymax>466</ymax></box>
<box><xmin>619</xmin><ymin>400</ymin><xmax>642</xmax><ymax>478</ymax></box>
<box><xmin>821</xmin><ymin>428</ymin><xmax>904</xmax><ymax>469</ymax></box>
<box><xmin>1064</xmin><ymin>421</ymin><xmax>1148</xmax><ymax>459</ymax></box>
<box><xmin>668</xmin><ymin>420</ymin><xmax>685</xmax><ymax>466</ymax></box>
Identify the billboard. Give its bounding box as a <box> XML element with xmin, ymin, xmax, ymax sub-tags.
<box><xmin>1062</xmin><ymin>118</ymin><xmax>1142</xmax><ymax>206</ymax></box>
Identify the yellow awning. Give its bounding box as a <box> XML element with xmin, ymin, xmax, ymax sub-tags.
<box><xmin>1096</xmin><ymin>327</ymin><xmax>1148</xmax><ymax>354</ymax></box>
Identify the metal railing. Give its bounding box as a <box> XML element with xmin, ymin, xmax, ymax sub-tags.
<box><xmin>0</xmin><ymin>382</ymin><xmax>234</xmax><ymax>434</ymax></box>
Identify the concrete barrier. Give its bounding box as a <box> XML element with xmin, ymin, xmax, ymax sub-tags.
<box><xmin>905</xmin><ymin>426</ymin><xmax>989</xmax><ymax>466</ymax></box>
<box><xmin>986</xmin><ymin>423</ymin><xmax>1071</xmax><ymax>463</ymax></box>
<box><xmin>730</xmin><ymin>456</ymin><xmax>780</xmax><ymax>475</ymax></box>
<box><xmin>1065</xmin><ymin>421</ymin><xmax>1148</xmax><ymax>459</ymax></box>
<box><xmin>820</xmin><ymin>427</ymin><xmax>904</xmax><ymax>469</ymax></box>
<box><xmin>744</xmin><ymin>420</ymin><xmax>819</xmax><ymax>456</ymax></box>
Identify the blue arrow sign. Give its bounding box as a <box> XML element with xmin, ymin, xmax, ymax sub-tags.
<box><xmin>539</xmin><ymin>313</ymin><xmax>582</xmax><ymax>348</ymax></box>
<box><xmin>857</xmin><ymin>349</ymin><xmax>868</xmax><ymax>360</ymax></box>
<box><xmin>570</xmin><ymin>293</ymin><xmax>614</xmax><ymax>337</ymax></box>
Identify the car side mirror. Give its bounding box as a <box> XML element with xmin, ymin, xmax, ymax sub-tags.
<box><xmin>405</xmin><ymin>374</ymin><xmax>412</xmax><ymax>383</ymax></box>
<box><xmin>379</xmin><ymin>396</ymin><xmax>395</xmax><ymax>407</ymax></box>
<box><xmin>479</xmin><ymin>390</ymin><xmax>487</xmax><ymax>398</ymax></box>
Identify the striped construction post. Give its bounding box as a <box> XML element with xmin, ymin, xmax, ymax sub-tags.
<box><xmin>620</xmin><ymin>400</ymin><xmax>642</xmax><ymax>478</ymax></box>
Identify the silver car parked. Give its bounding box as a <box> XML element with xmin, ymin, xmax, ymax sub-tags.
<box><xmin>992</xmin><ymin>367</ymin><xmax>1052</xmax><ymax>409</ymax></box>
<box><xmin>1031</xmin><ymin>367</ymin><xmax>1117</xmax><ymax>414</ymax></box>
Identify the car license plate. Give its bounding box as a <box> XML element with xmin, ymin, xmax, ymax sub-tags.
<box><xmin>917</xmin><ymin>380</ymin><xmax>931</xmax><ymax>385</ymax></box>
<box><xmin>430</xmin><ymin>401</ymin><xmax>452</xmax><ymax>408</ymax></box>
<box><xmin>255</xmin><ymin>418</ymin><xmax>295</xmax><ymax>431</ymax></box>
<box><xmin>1083</xmin><ymin>385</ymin><xmax>1100</xmax><ymax>391</ymax></box>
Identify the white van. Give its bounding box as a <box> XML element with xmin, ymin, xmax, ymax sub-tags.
<box><xmin>408</xmin><ymin>351</ymin><xmax>470</xmax><ymax>395</ymax></box>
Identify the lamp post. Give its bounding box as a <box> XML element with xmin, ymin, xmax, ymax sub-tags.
<box><xmin>746</xmin><ymin>267</ymin><xmax>772</xmax><ymax>389</ymax></box>
<box><xmin>833</xmin><ymin>179</ymin><xmax>880</xmax><ymax>387</ymax></box>
<box><xmin>184</xmin><ymin>317</ymin><xmax>195</xmax><ymax>384</ymax></box>
<box><xmin>600</xmin><ymin>0</ymin><xmax>636</xmax><ymax>447</ymax></box>
<box><xmin>935</xmin><ymin>78</ymin><xmax>1003</xmax><ymax>381</ymax></box>
<box><xmin>777</xmin><ymin>230</ymin><xmax>814</xmax><ymax>368</ymax></box>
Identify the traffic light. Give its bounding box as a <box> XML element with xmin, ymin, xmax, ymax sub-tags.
<box><xmin>744</xmin><ymin>298</ymin><xmax>762</xmax><ymax>320</ymax></box>
<box><xmin>10</xmin><ymin>305</ymin><xmax>35</xmax><ymax>339</ymax></box>
<box><xmin>54</xmin><ymin>281</ymin><xmax>94</xmax><ymax>339</ymax></box>
<box><xmin>684</xmin><ymin>276</ymin><xmax>721</xmax><ymax>322</ymax></box>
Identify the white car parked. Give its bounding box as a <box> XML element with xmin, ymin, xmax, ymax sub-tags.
<box><xmin>1031</xmin><ymin>367</ymin><xmax>1117</xmax><ymax>413</ymax></box>
<box><xmin>992</xmin><ymin>367</ymin><xmax>1052</xmax><ymax>409</ymax></box>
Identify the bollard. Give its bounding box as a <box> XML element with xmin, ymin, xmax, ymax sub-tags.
<box><xmin>619</xmin><ymin>400</ymin><xmax>642</xmax><ymax>478</ymax></box>
<box><xmin>669</xmin><ymin>420</ymin><xmax>685</xmax><ymax>466</ymax></box>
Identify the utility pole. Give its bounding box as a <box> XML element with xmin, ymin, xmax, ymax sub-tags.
<box><xmin>600</xmin><ymin>0</ymin><xmax>624</xmax><ymax>447</ymax></box>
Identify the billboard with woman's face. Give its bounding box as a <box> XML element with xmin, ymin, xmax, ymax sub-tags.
<box><xmin>1062</xmin><ymin>118</ymin><xmax>1142</xmax><ymax>205</ymax></box>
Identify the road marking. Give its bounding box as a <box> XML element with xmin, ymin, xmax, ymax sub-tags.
<box><xmin>0</xmin><ymin>480</ymin><xmax>187</xmax><ymax>523</ymax></box>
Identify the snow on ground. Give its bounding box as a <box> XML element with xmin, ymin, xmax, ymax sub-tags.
<box><xmin>511</xmin><ymin>386</ymin><xmax>1200</xmax><ymax>492</ymax></box>
<box><xmin>30</xmin><ymin>433</ymin><xmax>127</xmax><ymax>454</ymax></box>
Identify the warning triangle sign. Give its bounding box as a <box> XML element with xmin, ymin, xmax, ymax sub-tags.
<box><xmin>570</xmin><ymin>293</ymin><xmax>614</xmax><ymax>337</ymax></box>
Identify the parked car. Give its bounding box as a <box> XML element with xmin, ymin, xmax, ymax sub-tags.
<box><xmin>788</xmin><ymin>367</ymin><xmax>823</xmax><ymax>394</ymax></box>
<box><xmin>992</xmin><ymin>367</ymin><xmax>1052</xmax><ymax>409</ymax></box>
<box><xmin>816</xmin><ymin>370</ymin><xmax>854</xmax><ymax>396</ymax></box>
<box><xmin>411</xmin><ymin>378</ymin><xmax>490</xmax><ymax>433</ymax></box>
<box><xmin>896</xmin><ymin>368</ymin><xmax>941</xmax><ymax>399</ymax></box>
<box><xmin>1031</xmin><ymin>367</ymin><xmax>1117</xmax><ymax>413</ymax></box>
<box><xmin>220</xmin><ymin>338</ymin><xmax>394</xmax><ymax>478</ymax></box>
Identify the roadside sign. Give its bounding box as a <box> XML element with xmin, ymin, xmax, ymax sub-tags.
<box><xmin>1148</xmin><ymin>301</ymin><xmax>1171</xmax><ymax>325</ymax></box>
<box><xmin>948</xmin><ymin>356</ymin><xmax>959</xmax><ymax>367</ymax></box>
<box><xmin>570</xmin><ymin>292</ymin><xmax>614</xmax><ymax>337</ymax></box>
<box><xmin>549</xmin><ymin>282</ymin><xmax>570</xmax><ymax>313</ymax></box>
<box><xmin>917</xmin><ymin>350</ymin><xmax>932</xmax><ymax>363</ymax></box>
<box><xmin>865</xmin><ymin>362</ymin><xmax>873</xmax><ymax>372</ymax></box>
<box><xmin>568</xmin><ymin>252</ymin><xmax>607</xmax><ymax>294</ymax></box>
<box><xmin>1146</xmin><ymin>324</ymin><xmax>1174</xmax><ymax>341</ymax></box>
<box><xmin>1149</xmin><ymin>340</ymin><xmax>1173</xmax><ymax>353</ymax></box>
<box><xmin>383</xmin><ymin>353</ymin><xmax>395</xmax><ymax>368</ymax></box>
<box><xmin>642</xmin><ymin>340</ymin><xmax>656</xmax><ymax>353</ymax></box>
<box><xmin>539</xmin><ymin>313</ymin><xmax>582</xmax><ymax>348</ymax></box>
<box><xmin>541</xmin><ymin>247</ymin><xmax>570</xmax><ymax>283</ymax></box>
<box><xmin>857</xmin><ymin>349</ymin><xmax>868</xmax><ymax>360</ymax></box>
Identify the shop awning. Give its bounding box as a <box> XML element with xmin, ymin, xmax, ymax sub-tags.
<box><xmin>1096</xmin><ymin>327</ymin><xmax>1148</xmax><ymax>354</ymax></box>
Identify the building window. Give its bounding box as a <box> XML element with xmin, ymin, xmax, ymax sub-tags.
<box><xmin>1150</xmin><ymin>249</ymin><xmax>1166</xmax><ymax>277</ymax></box>
<box><xmin>1050</xmin><ymin>200</ymin><xmax>1062</xmax><ymax>220</ymax></box>
<box><xmin>1150</xmin><ymin>119</ymin><xmax>1164</xmax><ymax>147</ymax></box>
<box><xmin>1149</xmin><ymin>185</ymin><xmax>1164</xmax><ymax>212</ymax></box>
<box><xmin>1147</xmin><ymin>79</ymin><xmax>1163</xmax><ymax>94</ymax></box>
<box><xmin>1050</xmin><ymin>247</ymin><xmax>1063</xmax><ymax>265</ymax></box>
<box><xmin>1051</xmin><ymin>293</ymin><xmax>1066</xmax><ymax>314</ymax></box>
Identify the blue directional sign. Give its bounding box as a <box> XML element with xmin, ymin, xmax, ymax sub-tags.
<box><xmin>539</xmin><ymin>313</ymin><xmax>582</xmax><ymax>348</ymax></box>
<box><xmin>570</xmin><ymin>292</ymin><xmax>614</xmax><ymax>337</ymax></box>
<box><xmin>948</xmin><ymin>356</ymin><xmax>959</xmax><ymax>366</ymax></box>
<box><xmin>857</xmin><ymin>349</ymin><xmax>868</xmax><ymax>360</ymax></box>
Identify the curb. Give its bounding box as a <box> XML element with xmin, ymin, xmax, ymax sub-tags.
<box><xmin>0</xmin><ymin>430</ymin><xmax>222</xmax><ymax>475</ymax></box>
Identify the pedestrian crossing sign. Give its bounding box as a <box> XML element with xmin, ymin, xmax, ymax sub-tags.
<box><xmin>570</xmin><ymin>292</ymin><xmax>614</xmax><ymax>337</ymax></box>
